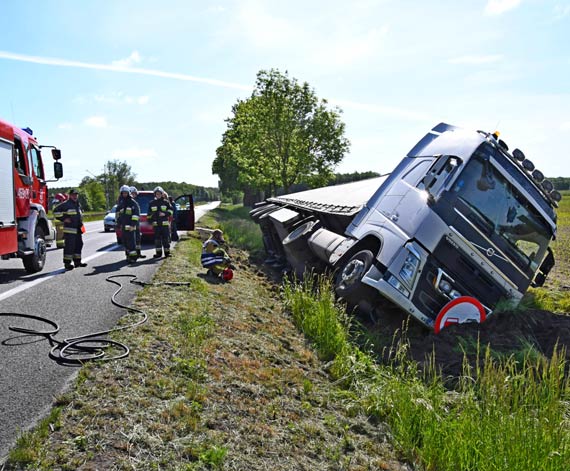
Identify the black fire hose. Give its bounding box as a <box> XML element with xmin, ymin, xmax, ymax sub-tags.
<box><xmin>0</xmin><ymin>274</ymin><xmax>191</xmax><ymax>366</ymax></box>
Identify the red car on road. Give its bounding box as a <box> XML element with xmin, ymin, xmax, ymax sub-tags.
<box><xmin>115</xmin><ymin>191</ymin><xmax>194</xmax><ymax>244</ymax></box>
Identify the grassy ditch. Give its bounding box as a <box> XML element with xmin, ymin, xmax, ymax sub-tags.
<box><xmin>528</xmin><ymin>190</ymin><xmax>570</xmax><ymax>311</ymax></box>
<box><xmin>7</xmin><ymin>203</ymin><xmax>570</xmax><ymax>471</ymax></box>
<box><xmin>284</xmin><ymin>275</ymin><xmax>570</xmax><ymax>471</ymax></box>
<box><xmin>5</xmin><ymin>207</ymin><xmax>405</xmax><ymax>470</ymax></box>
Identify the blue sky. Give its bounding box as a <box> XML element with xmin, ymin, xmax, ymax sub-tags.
<box><xmin>1</xmin><ymin>0</ymin><xmax>569</xmax><ymax>189</ymax></box>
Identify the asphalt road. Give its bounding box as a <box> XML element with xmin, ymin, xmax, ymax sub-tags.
<box><xmin>0</xmin><ymin>201</ymin><xmax>219</xmax><ymax>462</ymax></box>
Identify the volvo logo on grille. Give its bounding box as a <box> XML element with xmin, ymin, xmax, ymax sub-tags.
<box><xmin>486</xmin><ymin>247</ymin><xmax>495</xmax><ymax>257</ymax></box>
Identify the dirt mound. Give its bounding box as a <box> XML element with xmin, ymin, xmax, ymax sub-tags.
<box><xmin>361</xmin><ymin>306</ymin><xmax>570</xmax><ymax>379</ymax></box>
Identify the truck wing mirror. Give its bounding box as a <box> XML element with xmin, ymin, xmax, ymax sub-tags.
<box><xmin>51</xmin><ymin>148</ymin><xmax>62</xmax><ymax>160</ymax></box>
<box><xmin>476</xmin><ymin>158</ymin><xmax>495</xmax><ymax>191</ymax></box>
<box><xmin>532</xmin><ymin>247</ymin><xmax>554</xmax><ymax>288</ymax></box>
<box><xmin>54</xmin><ymin>161</ymin><xmax>63</xmax><ymax>179</ymax></box>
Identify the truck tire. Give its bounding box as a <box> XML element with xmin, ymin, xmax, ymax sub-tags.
<box><xmin>23</xmin><ymin>226</ymin><xmax>47</xmax><ymax>273</ymax></box>
<box><xmin>334</xmin><ymin>249</ymin><xmax>374</xmax><ymax>305</ymax></box>
<box><xmin>282</xmin><ymin>220</ymin><xmax>318</xmax><ymax>248</ymax></box>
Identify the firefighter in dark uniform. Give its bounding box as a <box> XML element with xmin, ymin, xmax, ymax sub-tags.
<box><xmin>129</xmin><ymin>186</ymin><xmax>146</xmax><ymax>259</ymax></box>
<box><xmin>53</xmin><ymin>188</ymin><xmax>87</xmax><ymax>270</ymax></box>
<box><xmin>148</xmin><ymin>186</ymin><xmax>173</xmax><ymax>258</ymax></box>
<box><xmin>116</xmin><ymin>185</ymin><xmax>140</xmax><ymax>263</ymax></box>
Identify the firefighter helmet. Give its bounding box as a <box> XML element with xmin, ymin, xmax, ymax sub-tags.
<box><xmin>221</xmin><ymin>268</ymin><xmax>233</xmax><ymax>281</ymax></box>
<box><xmin>153</xmin><ymin>186</ymin><xmax>164</xmax><ymax>195</ymax></box>
<box><xmin>120</xmin><ymin>185</ymin><xmax>131</xmax><ymax>193</ymax></box>
<box><xmin>68</xmin><ymin>188</ymin><xmax>79</xmax><ymax>195</ymax></box>
<box><xmin>130</xmin><ymin>186</ymin><xmax>138</xmax><ymax>195</ymax></box>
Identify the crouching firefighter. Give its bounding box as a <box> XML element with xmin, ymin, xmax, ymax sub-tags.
<box><xmin>201</xmin><ymin>229</ymin><xmax>233</xmax><ymax>280</ymax></box>
<box><xmin>53</xmin><ymin>188</ymin><xmax>87</xmax><ymax>270</ymax></box>
<box><xmin>117</xmin><ymin>185</ymin><xmax>140</xmax><ymax>263</ymax></box>
<box><xmin>148</xmin><ymin>186</ymin><xmax>173</xmax><ymax>258</ymax></box>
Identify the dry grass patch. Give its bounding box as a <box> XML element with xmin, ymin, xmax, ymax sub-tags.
<box><xmin>7</xmin><ymin>232</ymin><xmax>407</xmax><ymax>471</ymax></box>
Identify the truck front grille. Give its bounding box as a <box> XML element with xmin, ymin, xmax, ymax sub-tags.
<box><xmin>412</xmin><ymin>237</ymin><xmax>506</xmax><ymax>320</ymax></box>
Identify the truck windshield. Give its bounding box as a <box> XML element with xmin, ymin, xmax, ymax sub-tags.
<box><xmin>451</xmin><ymin>154</ymin><xmax>552</xmax><ymax>272</ymax></box>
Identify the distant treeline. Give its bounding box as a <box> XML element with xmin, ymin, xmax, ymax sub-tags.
<box><xmin>329</xmin><ymin>171</ymin><xmax>381</xmax><ymax>185</ymax></box>
<box><xmin>50</xmin><ymin>182</ymin><xmax>219</xmax><ymax>202</ymax></box>
<box><xmin>135</xmin><ymin>182</ymin><xmax>220</xmax><ymax>201</ymax></box>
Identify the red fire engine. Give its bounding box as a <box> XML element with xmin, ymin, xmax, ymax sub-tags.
<box><xmin>0</xmin><ymin>117</ymin><xmax>63</xmax><ymax>273</ymax></box>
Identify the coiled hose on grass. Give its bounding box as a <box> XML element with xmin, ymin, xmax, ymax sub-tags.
<box><xmin>0</xmin><ymin>274</ymin><xmax>191</xmax><ymax>366</ymax></box>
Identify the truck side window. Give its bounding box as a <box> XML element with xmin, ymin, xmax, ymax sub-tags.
<box><xmin>418</xmin><ymin>155</ymin><xmax>460</xmax><ymax>195</ymax></box>
<box><xmin>28</xmin><ymin>147</ymin><xmax>44</xmax><ymax>180</ymax></box>
<box><xmin>13</xmin><ymin>138</ymin><xmax>28</xmax><ymax>175</ymax></box>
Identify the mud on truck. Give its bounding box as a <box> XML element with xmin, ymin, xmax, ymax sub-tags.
<box><xmin>0</xmin><ymin>118</ymin><xmax>63</xmax><ymax>273</ymax></box>
<box><xmin>251</xmin><ymin>123</ymin><xmax>560</xmax><ymax>333</ymax></box>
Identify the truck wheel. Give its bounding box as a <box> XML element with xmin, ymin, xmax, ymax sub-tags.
<box><xmin>282</xmin><ymin>220</ymin><xmax>318</xmax><ymax>251</ymax></box>
<box><xmin>23</xmin><ymin>226</ymin><xmax>47</xmax><ymax>273</ymax></box>
<box><xmin>334</xmin><ymin>249</ymin><xmax>374</xmax><ymax>305</ymax></box>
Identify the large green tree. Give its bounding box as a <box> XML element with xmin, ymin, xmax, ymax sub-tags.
<box><xmin>213</xmin><ymin>69</ymin><xmax>350</xmax><ymax>198</ymax></box>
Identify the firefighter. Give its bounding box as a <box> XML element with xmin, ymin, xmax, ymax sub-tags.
<box><xmin>148</xmin><ymin>186</ymin><xmax>173</xmax><ymax>258</ymax></box>
<box><xmin>116</xmin><ymin>185</ymin><xmax>140</xmax><ymax>263</ymax></box>
<box><xmin>53</xmin><ymin>188</ymin><xmax>87</xmax><ymax>270</ymax></box>
<box><xmin>201</xmin><ymin>229</ymin><xmax>233</xmax><ymax>279</ymax></box>
<box><xmin>129</xmin><ymin>186</ymin><xmax>146</xmax><ymax>259</ymax></box>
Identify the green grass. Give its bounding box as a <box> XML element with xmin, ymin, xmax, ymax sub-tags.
<box><xmin>199</xmin><ymin>204</ymin><xmax>264</xmax><ymax>255</ymax></box>
<box><xmin>282</xmin><ymin>274</ymin><xmax>570</xmax><ymax>471</ymax></box>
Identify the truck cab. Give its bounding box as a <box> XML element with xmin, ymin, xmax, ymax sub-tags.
<box><xmin>252</xmin><ymin>123</ymin><xmax>559</xmax><ymax>332</ymax></box>
<box><xmin>0</xmin><ymin>118</ymin><xmax>63</xmax><ymax>273</ymax></box>
<box><xmin>348</xmin><ymin>124</ymin><xmax>557</xmax><ymax>330</ymax></box>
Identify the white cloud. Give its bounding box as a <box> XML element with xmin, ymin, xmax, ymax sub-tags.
<box><xmin>93</xmin><ymin>92</ymin><xmax>149</xmax><ymax>105</ymax></box>
<box><xmin>234</xmin><ymin>1</ymin><xmax>387</xmax><ymax>68</ymax></box>
<box><xmin>84</xmin><ymin>116</ymin><xmax>108</xmax><ymax>128</ymax></box>
<box><xmin>554</xmin><ymin>4</ymin><xmax>570</xmax><ymax>19</ymax></box>
<box><xmin>310</xmin><ymin>27</ymin><xmax>389</xmax><ymax>68</ymax></box>
<box><xmin>111</xmin><ymin>50</ymin><xmax>142</xmax><ymax>67</ymax></box>
<box><xmin>111</xmin><ymin>148</ymin><xmax>158</xmax><ymax>160</ymax></box>
<box><xmin>484</xmin><ymin>0</ymin><xmax>522</xmax><ymax>15</ymax></box>
<box><xmin>58</xmin><ymin>123</ymin><xmax>72</xmax><ymax>129</ymax></box>
<box><xmin>0</xmin><ymin>50</ymin><xmax>250</xmax><ymax>91</ymax></box>
<box><xmin>330</xmin><ymin>98</ymin><xmax>429</xmax><ymax>122</ymax></box>
<box><xmin>448</xmin><ymin>54</ymin><xmax>504</xmax><ymax>65</ymax></box>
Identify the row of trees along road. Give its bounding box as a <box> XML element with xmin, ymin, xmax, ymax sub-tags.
<box><xmin>213</xmin><ymin>69</ymin><xmax>351</xmax><ymax>206</ymax></box>
<box><xmin>50</xmin><ymin>160</ymin><xmax>220</xmax><ymax>212</ymax></box>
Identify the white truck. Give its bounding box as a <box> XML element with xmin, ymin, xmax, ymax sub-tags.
<box><xmin>251</xmin><ymin>123</ymin><xmax>559</xmax><ymax>332</ymax></box>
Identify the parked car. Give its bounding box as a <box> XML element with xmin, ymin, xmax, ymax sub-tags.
<box><xmin>115</xmin><ymin>192</ymin><xmax>195</xmax><ymax>244</ymax></box>
<box><xmin>104</xmin><ymin>205</ymin><xmax>117</xmax><ymax>232</ymax></box>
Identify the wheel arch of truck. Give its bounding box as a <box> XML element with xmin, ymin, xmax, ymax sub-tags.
<box><xmin>19</xmin><ymin>204</ymin><xmax>52</xmax><ymax>250</ymax></box>
<box><xmin>335</xmin><ymin>233</ymin><xmax>383</xmax><ymax>268</ymax></box>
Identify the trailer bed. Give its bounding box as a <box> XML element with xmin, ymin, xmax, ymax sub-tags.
<box><xmin>268</xmin><ymin>176</ymin><xmax>388</xmax><ymax>216</ymax></box>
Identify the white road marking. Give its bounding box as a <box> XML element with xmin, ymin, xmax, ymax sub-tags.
<box><xmin>0</xmin><ymin>202</ymin><xmax>220</xmax><ymax>303</ymax></box>
<box><xmin>0</xmin><ymin>245</ymin><xmax>119</xmax><ymax>302</ymax></box>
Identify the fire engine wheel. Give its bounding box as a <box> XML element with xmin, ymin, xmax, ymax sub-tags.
<box><xmin>23</xmin><ymin>226</ymin><xmax>47</xmax><ymax>274</ymax></box>
<box><xmin>334</xmin><ymin>249</ymin><xmax>374</xmax><ymax>305</ymax></box>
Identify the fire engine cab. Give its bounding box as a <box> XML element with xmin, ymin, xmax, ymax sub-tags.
<box><xmin>0</xmin><ymin>117</ymin><xmax>63</xmax><ymax>273</ymax></box>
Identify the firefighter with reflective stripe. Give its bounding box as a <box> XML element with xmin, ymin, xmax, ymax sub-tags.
<box><xmin>201</xmin><ymin>229</ymin><xmax>232</xmax><ymax>276</ymax></box>
<box><xmin>53</xmin><ymin>188</ymin><xmax>87</xmax><ymax>270</ymax></box>
<box><xmin>130</xmin><ymin>186</ymin><xmax>146</xmax><ymax>259</ymax></box>
<box><xmin>116</xmin><ymin>185</ymin><xmax>140</xmax><ymax>263</ymax></box>
<box><xmin>148</xmin><ymin>186</ymin><xmax>173</xmax><ymax>258</ymax></box>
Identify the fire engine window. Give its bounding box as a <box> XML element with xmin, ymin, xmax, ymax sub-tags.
<box><xmin>13</xmin><ymin>138</ymin><xmax>28</xmax><ymax>175</ymax></box>
<box><xmin>28</xmin><ymin>147</ymin><xmax>44</xmax><ymax>180</ymax></box>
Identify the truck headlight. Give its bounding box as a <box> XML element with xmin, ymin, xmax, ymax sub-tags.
<box><xmin>399</xmin><ymin>251</ymin><xmax>420</xmax><ymax>288</ymax></box>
